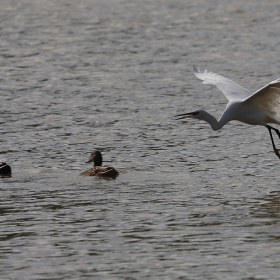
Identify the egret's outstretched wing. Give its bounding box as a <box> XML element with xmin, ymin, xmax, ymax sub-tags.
<box><xmin>193</xmin><ymin>65</ymin><xmax>252</xmax><ymax>101</ymax></box>
<box><xmin>243</xmin><ymin>79</ymin><xmax>280</xmax><ymax>121</ymax></box>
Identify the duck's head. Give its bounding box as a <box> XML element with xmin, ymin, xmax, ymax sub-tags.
<box><xmin>86</xmin><ymin>150</ymin><xmax>103</xmax><ymax>166</ymax></box>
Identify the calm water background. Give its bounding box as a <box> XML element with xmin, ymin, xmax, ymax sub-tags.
<box><xmin>1</xmin><ymin>0</ymin><xmax>280</xmax><ymax>279</ymax></box>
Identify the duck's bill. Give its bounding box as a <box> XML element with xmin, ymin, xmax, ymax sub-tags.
<box><xmin>175</xmin><ymin>112</ymin><xmax>195</xmax><ymax>120</ymax></box>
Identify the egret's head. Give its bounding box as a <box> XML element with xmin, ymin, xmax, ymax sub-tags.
<box><xmin>175</xmin><ymin>109</ymin><xmax>207</xmax><ymax>120</ymax></box>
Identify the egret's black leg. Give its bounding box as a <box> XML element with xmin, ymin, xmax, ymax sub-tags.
<box><xmin>270</xmin><ymin>126</ymin><xmax>280</xmax><ymax>139</ymax></box>
<box><xmin>266</xmin><ymin>125</ymin><xmax>280</xmax><ymax>159</ymax></box>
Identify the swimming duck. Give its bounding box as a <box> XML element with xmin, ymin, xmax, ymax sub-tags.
<box><xmin>0</xmin><ymin>162</ymin><xmax>12</xmax><ymax>177</ymax></box>
<box><xmin>81</xmin><ymin>150</ymin><xmax>119</xmax><ymax>179</ymax></box>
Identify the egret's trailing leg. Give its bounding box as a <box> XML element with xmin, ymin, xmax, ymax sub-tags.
<box><xmin>266</xmin><ymin>125</ymin><xmax>280</xmax><ymax>159</ymax></box>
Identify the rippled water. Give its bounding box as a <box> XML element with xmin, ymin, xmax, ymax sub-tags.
<box><xmin>1</xmin><ymin>0</ymin><xmax>280</xmax><ymax>279</ymax></box>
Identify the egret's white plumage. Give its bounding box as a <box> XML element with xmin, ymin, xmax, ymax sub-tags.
<box><xmin>176</xmin><ymin>65</ymin><xmax>280</xmax><ymax>159</ymax></box>
<box><xmin>193</xmin><ymin>65</ymin><xmax>252</xmax><ymax>101</ymax></box>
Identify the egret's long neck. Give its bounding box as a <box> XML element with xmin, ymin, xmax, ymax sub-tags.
<box><xmin>203</xmin><ymin>112</ymin><xmax>228</xmax><ymax>131</ymax></box>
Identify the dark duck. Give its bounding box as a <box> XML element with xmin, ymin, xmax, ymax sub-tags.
<box><xmin>81</xmin><ymin>150</ymin><xmax>119</xmax><ymax>179</ymax></box>
<box><xmin>0</xmin><ymin>162</ymin><xmax>12</xmax><ymax>177</ymax></box>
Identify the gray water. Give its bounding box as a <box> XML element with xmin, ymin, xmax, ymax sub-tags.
<box><xmin>1</xmin><ymin>0</ymin><xmax>280</xmax><ymax>279</ymax></box>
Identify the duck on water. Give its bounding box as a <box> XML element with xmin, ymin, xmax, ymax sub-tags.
<box><xmin>81</xmin><ymin>150</ymin><xmax>119</xmax><ymax>179</ymax></box>
<box><xmin>0</xmin><ymin>162</ymin><xmax>12</xmax><ymax>177</ymax></box>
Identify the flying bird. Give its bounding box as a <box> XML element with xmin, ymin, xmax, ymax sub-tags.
<box><xmin>176</xmin><ymin>65</ymin><xmax>280</xmax><ymax>159</ymax></box>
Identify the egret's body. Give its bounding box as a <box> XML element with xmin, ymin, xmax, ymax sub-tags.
<box><xmin>176</xmin><ymin>66</ymin><xmax>280</xmax><ymax>159</ymax></box>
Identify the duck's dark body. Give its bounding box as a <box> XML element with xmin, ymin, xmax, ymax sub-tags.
<box><xmin>0</xmin><ymin>162</ymin><xmax>12</xmax><ymax>177</ymax></box>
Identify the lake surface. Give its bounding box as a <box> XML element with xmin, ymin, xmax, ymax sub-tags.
<box><xmin>1</xmin><ymin>0</ymin><xmax>280</xmax><ymax>279</ymax></box>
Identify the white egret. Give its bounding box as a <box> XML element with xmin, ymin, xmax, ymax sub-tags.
<box><xmin>176</xmin><ymin>65</ymin><xmax>280</xmax><ymax>159</ymax></box>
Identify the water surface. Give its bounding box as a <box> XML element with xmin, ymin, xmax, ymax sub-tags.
<box><xmin>1</xmin><ymin>0</ymin><xmax>280</xmax><ymax>279</ymax></box>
